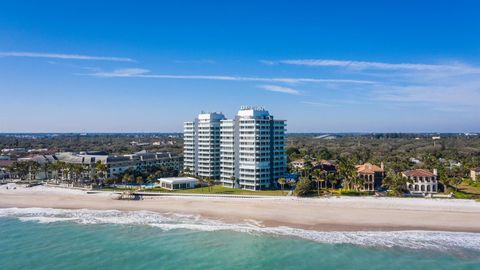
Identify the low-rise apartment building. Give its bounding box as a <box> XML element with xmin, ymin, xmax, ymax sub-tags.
<box><xmin>16</xmin><ymin>151</ymin><xmax>182</xmax><ymax>180</ymax></box>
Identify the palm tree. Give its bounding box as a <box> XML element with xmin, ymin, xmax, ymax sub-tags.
<box><xmin>207</xmin><ymin>177</ymin><xmax>215</xmax><ymax>192</ymax></box>
<box><xmin>289</xmin><ymin>180</ymin><xmax>297</xmax><ymax>191</ymax></box>
<box><xmin>330</xmin><ymin>178</ymin><xmax>338</xmax><ymax>190</ymax></box>
<box><xmin>10</xmin><ymin>161</ymin><xmax>28</xmax><ymax>180</ymax></box>
<box><xmin>147</xmin><ymin>175</ymin><xmax>155</xmax><ymax>184</ymax></box>
<box><xmin>28</xmin><ymin>161</ymin><xmax>40</xmax><ymax>183</ymax></box>
<box><xmin>312</xmin><ymin>170</ymin><xmax>323</xmax><ymax>196</ymax></box>
<box><xmin>72</xmin><ymin>164</ymin><xmax>85</xmax><ymax>186</ymax></box>
<box><xmin>95</xmin><ymin>161</ymin><xmax>108</xmax><ymax>186</ymax></box>
<box><xmin>337</xmin><ymin>157</ymin><xmax>357</xmax><ymax>190</ymax></box>
<box><xmin>382</xmin><ymin>170</ymin><xmax>407</xmax><ymax>195</ymax></box>
<box><xmin>136</xmin><ymin>176</ymin><xmax>144</xmax><ymax>188</ymax></box>
<box><xmin>55</xmin><ymin>161</ymin><xmax>67</xmax><ymax>183</ymax></box>
<box><xmin>41</xmin><ymin>162</ymin><xmax>51</xmax><ymax>181</ymax></box>
<box><xmin>326</xmin><ymin>173</ymin><xmax>336</xmax><ymax>189</ymax></box>
<box><xmin>352</xmin><ymin>176</ymin><xmax>363</xmax><ymax>191</ymax></box>
<box><xmin>229</xmin><ymin>175</ymin><xmax>236</xmax><ymax>188</ymax></box>
<box><xmin>122</xmin><ymin>173</ymin><xmax>131</xmax><ymax>186</ymax></box>
<box><xmin>277</xmin><ymin>177</ymin><xmax>286</xmax><ymax>191</ymax></box>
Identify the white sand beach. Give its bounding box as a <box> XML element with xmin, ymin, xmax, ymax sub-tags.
<box><xmin>1</xmin><ymin>184</ymin><xmax>480</xmax><ymax>232</ymax></box>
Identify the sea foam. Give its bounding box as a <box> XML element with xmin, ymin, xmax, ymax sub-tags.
<box><xmin>1</xmin><ymin>207</ymin><xmax>480</xmax><ymax>252</ymax></box>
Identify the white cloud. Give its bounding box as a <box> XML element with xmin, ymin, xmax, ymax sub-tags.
<box><xmin>261</xmin><ymin>58</ymin><xmax>480</xmax><ymax>113</ymax></box>
<box><xmin>0</xmin><ymin>51</ymin><xmax>134</xmax><ymax>62</ymax></box>
<box><xmin>374</xmin><ymin>84</ymin><xmax>480</xmax><ymax>108</ymax></box>
<box><xmin>88</xmin><ymin>68</ymin><xmax>375</xmax><ymax>84</ymax></box>
<box><xmin>269</xmin><ymin>59</ymin><xmax>480</xmax><ymax>73</ymax></box>
<box><xmin>93</xmin><ymin>68</ymin><xmax>150</xmax><ymax>77</ymax></box>
<box><xmin>259</xmin><ymin>85</ymin><xmax>300</xmax><ymax>95</ymax></box>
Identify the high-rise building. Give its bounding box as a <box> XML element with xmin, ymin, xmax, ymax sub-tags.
<box><xmin>183</xmin><ymin>112</ymin><xmax>226</xmax><ymax>179</ymax></box>
<box><xmin>220</xmin><ymin>107</ymin><xmax>286</xmax><ymax>190</ymax></box>
<box><xmin>183</xmin><ymin>107</ymin><xmax>286</xmax><ymax>190</ymax></box>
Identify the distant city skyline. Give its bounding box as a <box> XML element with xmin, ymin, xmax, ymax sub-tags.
<box><xmin>1</xmin><ymin>1</ymin><xmax>479</xmax><ymax>133</ymax></box>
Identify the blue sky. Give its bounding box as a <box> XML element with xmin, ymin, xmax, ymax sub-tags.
<box><xmin>1</xmin><ymin>1</ymin><xmax>479</xmax><ymax>133</ymax></box>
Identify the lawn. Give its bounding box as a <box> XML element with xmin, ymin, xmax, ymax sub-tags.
<box><xmin>450</xmin><ymin>181</ymin><xmax>480</xmax><ymax>199</ymax></box>
<box><xmin>172</xmin><ymin>185</ymin><xmax>289</xmax><ymax>196</ymax></box>
<box><xmin>103</xmin><ymin>185</ymin><xmax>289</xmax><ymax>196</ymax></box>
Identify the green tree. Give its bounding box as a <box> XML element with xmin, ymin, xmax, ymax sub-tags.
<box><xmin>382</xmin><ymin>170</ymin><xmax>407</xmax><ymax>195</ymax></box>
<box><xmin>326</xmin><ymin>172</ymin><xmax>336</xmax><ymax>189</ymax></box>
<box><xmin>147</xmin><ymin>175</ymin><xmax>155</xmax><ymax>183</ymax></box>
<box><xmin>183</xmin><ymin>167</ymin><xmax>191</xmax><ymax>176</ymax></box>
<box><xmin>122</xmin><ymin>173</ymin><xmax>131</xmax><ymax>185</ymax></box>
<box><xmin>10</xmin><ymin>161</ymin><xmax>29</xmax><ymax>180</ymax></box>
<box><xmin>295</xmin><ymin>177</ymin><xmax>313</xmax><ymax>197</ymax></box>
<box><xmin>206</xmin><ymin>177</ymin><xmax>215</xmax><ymax>192</ymax></box>
<box><xmin>41</xmin><ymin>162</ymin><xmax>52</xmax><ymax>181</ymax></box>
<box><xmin>337</xmin><ymin>157</ymin><xmax>357</xmax><ymax>190</ymax></box>
<box><xmin>229</xmin><ymin>175</ymin><xmax>236</xmax><ymax>188</ymax></box>
<box><xmin>72</xmin><ymin>164</ymin><xmax>84</xmax><ymax>185</ymax></box>
<box><xmin>136</xmin><ymin>176</ymin><xmax>144</xmax><ymax>187</ymax></box>
<box><xmin>56</xmin><ymin>161</ymin><xmax>68</xmax><ymax>183</ymax></box>
<box><xmin>312</xmin><ymin>170</ymin><xmax>324</xmax><ymax>196</ymax></box>
<box><xmin>28</xmin><ymin>161</ymin><xmax>40</xmax><ymax>183</ymax></box>
<box><xmin>95</xmin><ymin>161</ymin><xmax>108</xmax><ymax>185</ymax></box>
<box><xmin>277</xmin><ymin>177</ymin><xmax>286</xmax><ymax>191</ymax></box>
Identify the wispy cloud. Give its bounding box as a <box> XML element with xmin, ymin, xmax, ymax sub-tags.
<box><xmin>267</xmin><ymin>59</ymin><xmax>480</xmax><ymax>73</ymax></box>
<box><xmin>87</xmin><ymin>68</ymin><xmax>375</xmax><ymax>84</ymax></box>
<box><xmin>373</xmin><ymin>84</ymin><xmax>480</xmax><ymax>108</ymax></box>
<box><xmin>259</xmin><ymin>85</ymin><xmax>300</xmax><ymax>95</ymax></box>
<box><xmin>0</xmin><ymin>51</ymin><xmax>134</xmax><ymax>62</ymax></box>
<box><xmin>262</xmin><ymin>58</ymin><xmax>480</xmax><ymax>113</ymax></box>
<box><xmin>173</xmin><ymin>59</ymin><xmax>216</xmax><ymax>64</ymax></box>
<box><xmin>91</xmin><ymin>68</ymin><xmax>150</xmax><ymax>77</ymax></box>
<box><xmin>301</xmin><ymin>101</ymin><xmax>333</xmax><ymax>107</ymax></box>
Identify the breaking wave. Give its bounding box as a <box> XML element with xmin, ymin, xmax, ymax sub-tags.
<box><xmin>1</xmin><ymin>207</ymin><xmax>480</xmax><ymax>252</ymax></box>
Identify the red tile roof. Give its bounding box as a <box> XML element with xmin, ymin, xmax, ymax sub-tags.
<box><xmin>0</xmin><ymin>160</ymin><xmax>15</xmax><ymax>167</ymax></box>
<box><xmin>356</xmin><ymin>163</ymin><xmax>384</xmax><ymax>174</ymax></box>
<box><xmin>403</xmin><ymin>169</ymin><xmax>435</xmax><ymax>177</ymax></box>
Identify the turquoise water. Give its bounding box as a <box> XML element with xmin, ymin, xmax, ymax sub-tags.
<box><xmin>0</xmin><ymin>208</ymin><xmax>479</xmax><ymax>269</ymax></box>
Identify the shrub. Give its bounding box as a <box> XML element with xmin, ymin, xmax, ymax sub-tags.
<box><xmin>295</xmin><ymin>177</ymin><xmax>313</xmax><ymax>197</ymax></box>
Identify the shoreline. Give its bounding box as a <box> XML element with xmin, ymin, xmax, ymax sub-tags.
<box><xmin>1</xmin><ymin>185</ymin><xmax>480</xmax><ymax>233</ymax></box>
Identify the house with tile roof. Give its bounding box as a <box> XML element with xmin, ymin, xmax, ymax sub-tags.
<box><xmin>356</xmin><ymin>162</ymin><xmax>385</xmax><ymax>191</ymax></box>
<box><xmin>402</xmin><ymin>169</ymin><xmax>438</xmax><ymax>194</ymax></box>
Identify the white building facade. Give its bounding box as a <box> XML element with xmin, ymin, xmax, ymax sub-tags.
<box><xmin>183</xmin><ymin>112</ymin><xmax>226</xmax><ymax>179</ymax></box>
<box><xmin>402</xmin><ymin>169</ymin><xmax>438</xmax><ymax>194</ymax></box>
<box><xmin>184</xmin><ymin>107</ymin><xmax>286</xmax><ymax>190</ymax></box>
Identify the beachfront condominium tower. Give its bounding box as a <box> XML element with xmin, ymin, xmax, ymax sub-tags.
<box><xmin>220</xmin><ymin>107</ymin><xmax>287</xmax><ymax>190</ymax></box>
<box><xmin>183</xmin><ymin>112</ymin><xmax>226</xmax><ymax>179</ymax></box>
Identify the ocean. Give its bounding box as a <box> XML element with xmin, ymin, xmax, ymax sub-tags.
<box><xmin>0</xmin><ymin>208</ymin><xmax>479</xmax><ymax>269</ymax></box>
